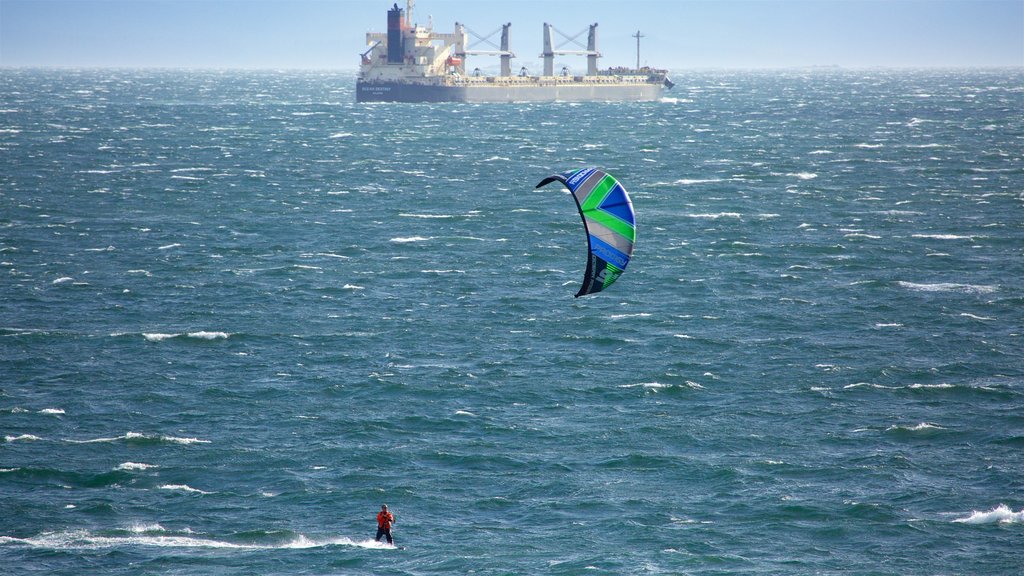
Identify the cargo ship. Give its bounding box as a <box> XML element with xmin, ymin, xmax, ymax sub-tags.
<box><xmin>356</xmin><ymin>2</ymin><xmax>674</xmax><ymax>103</ymax></box>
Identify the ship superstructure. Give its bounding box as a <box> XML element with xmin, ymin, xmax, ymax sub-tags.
<box><xmin>356</xmin><ymin>2</ymin><xmax>674</xmax><ymax>103</ymax></box>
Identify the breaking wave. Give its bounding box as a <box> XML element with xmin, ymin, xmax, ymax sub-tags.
<box><xmin>953</xmin><ymin>505</ymin><xmax>1024</xmax><ymax>525</ymax></box>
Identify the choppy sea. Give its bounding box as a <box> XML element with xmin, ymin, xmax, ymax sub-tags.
<box><xmin>1</xmin><ymin>68</ymin><xmax>1022</xmax><ymax>575</ymax></box>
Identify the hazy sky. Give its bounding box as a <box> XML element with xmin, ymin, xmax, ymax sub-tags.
<box><xmin>1</xmin><ymin>0</ymin><xmax>1022</xmax><ymax>70</ymax></box>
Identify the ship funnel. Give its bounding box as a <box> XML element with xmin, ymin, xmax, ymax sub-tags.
<box><xmin>386</xmin><ymin>3</ymin><xmax>406</xmax><ymax>64</ymax></box>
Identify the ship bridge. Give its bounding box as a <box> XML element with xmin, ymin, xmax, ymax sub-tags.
<box><xmin>360</xmin><ymin>2</ymin><xmax>468</xmax><ymax>82</ymax></box>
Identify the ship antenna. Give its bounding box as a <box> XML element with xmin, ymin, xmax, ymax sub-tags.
<box><xmin>632</xmin><ymin>30</ymin><xmax>644</xmax><ymax>70</ymax></box>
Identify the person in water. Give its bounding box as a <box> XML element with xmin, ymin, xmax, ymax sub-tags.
<box><xmin>375</xmin><ymin>504</ymin><xmax>395</xmax><ymax>545</ymax></box>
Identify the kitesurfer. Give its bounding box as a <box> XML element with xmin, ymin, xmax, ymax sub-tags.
<box><xmin>375</xmin><ymin>504</ymin><xmax>395</xmax><ymax>545</ymax></box>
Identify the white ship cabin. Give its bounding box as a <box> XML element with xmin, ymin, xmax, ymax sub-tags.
<box><xmin>360</xmin><ymin>2</ymin><xmax>472</xmax><ymax>82</ymax></box>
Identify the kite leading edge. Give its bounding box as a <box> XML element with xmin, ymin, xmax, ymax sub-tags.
<box><xmin>536</xmin><ymin>168</ymin><xmax>636</xmax><ymax>297</ymax></box>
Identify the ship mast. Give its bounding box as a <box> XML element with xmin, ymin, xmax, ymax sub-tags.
<box><xmin>632</xmin><ymin>30</ymin><xmax>644</xmax><ymax>70</ymax></box>
<box><xmin>406</xmin><ymin>0</ymin><xmax>415</xmax><ymax>28</ymax></box>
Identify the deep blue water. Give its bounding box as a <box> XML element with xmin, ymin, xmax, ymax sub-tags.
<box><xmin>1</xmin><ymin>68</ymin><xmax>1023</xmax><ymax>575</ymax></box>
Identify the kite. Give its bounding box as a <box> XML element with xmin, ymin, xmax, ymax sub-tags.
<box><xmin>536</xmin><ymin>168</ymin><xmax>636</xmax><ymax>297</ymax></box>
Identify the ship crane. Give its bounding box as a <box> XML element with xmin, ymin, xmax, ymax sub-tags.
<box><xmin>360</xmin><ymin>41</ymin><xmax>381</xmax><ymax>65</ymax></box>
<box><xmin>459</xmin><ymin>23</ymin><xmax>515</xmax><ymax>77</ymax></box>
<box><xmin>541</xmin><ymin>23</ymin><xmax>601</xmax><ymax>76</ymax></box>
<box><xmin>405</xmin><ymin>0</ymin><xmax>415</xmax><ymax>28</ymax></box>
<box><xmin>632</xmin><ymin>30</ymin><xmax>644</xmax><ymax>71</ymax></box>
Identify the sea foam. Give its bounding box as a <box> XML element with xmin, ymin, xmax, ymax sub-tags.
<box><xmin>66</xmin><ymin>432</ymin><xmax>210</xmax><ymax>445</ymax></box>
<box><xmin>897</xmin><ymin>281</ymin><xmax>997</xmax><ymax>294</ymax></box>
<box><xmin>4</xmin><ymin>434</ymin><xmax>42</xmax><ymax>442</ymax></box>
<box><xmin>953</xmin><ymin>505</ymin><xmax>1024</xmax><ymax>525</ymax></box>
<box><xmin>143</xmin><ymin>332</ymin><xmax>230</xmax><ymax>342</ymax></box>
<box><xmin>115</xmin><ymin>462</ymin><xmax>158</xmax><ymax>471</ymax></box>
<box><xmin>158</xmin><ymin>484</ymin><xmax>212</xmax><ymax>494</ymax></box>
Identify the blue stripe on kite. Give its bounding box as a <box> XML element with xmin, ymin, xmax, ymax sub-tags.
<box><xmin>565</xmin><ymin>168</ymin><xmax>596</xmax><ymax>191</ymax></box>
<box><xmin>590</xmin><ymin>234</ymin><xmax>630</xmax><ymax>270</ymax></box>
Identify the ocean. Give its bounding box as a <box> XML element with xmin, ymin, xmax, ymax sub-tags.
<box><xmin>1</xmin><ymin>68</ymin><xmax>1022</xmax><ymax>575</ymax></box>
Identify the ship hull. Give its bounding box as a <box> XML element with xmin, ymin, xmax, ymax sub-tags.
<box><xmin>356</xmin><ymin>80</ymin><xmax>665</xmax><ymax>103</ymax></box>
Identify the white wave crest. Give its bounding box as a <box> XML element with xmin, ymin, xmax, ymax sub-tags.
<box><xmin>0</xmin><ymin>530</ymin><xmax>237</xmax><ymax>550</ymax></box>
<box><xmin>886</xmin><ymin>422</ymin><xmax>944</xmax><ymax>432</ymax></box>
<box><xmin>128</xmin><ymin>523</ymin><xmax>167</xmax><ymax>533</ymax></box>
<box><xmin>619</xmin><ymin>381</ymin><xmax>703</xmax><ymax>390</ymax></box>
<box><xmin>188</xmin><ymin>331</ymin><xmax>229</xmax><ymax>340</ymax></box>
<box><xmin>628</xmin><ymin>382</ymin><xmax>669</xmax><ymax>389</ymax></box>
<box><xmin>158</xmin><ymin>484</ymin><xmax>212</xmax><ymax>494</ymax></box>
<box><xmin>143</xmin><ymin>332</ymin><xmax>230</xmax><ymax>342</ymax></box>
<box><xmin>115</xmin><ymin>462</ymin><xmax>158</xmax><ymax>471</ymax></box>
<box><xmin>912</xmin><ymin>234</ymin><xmax>975</xmax><ymax>240</ymax></box>
<box><xmin>4</xmin><ymin>434</ymin><xmax>42</xmax><ymax>442</ymax></box>
<box><xmin>156</xmin><ymin>434</ymin><xmax>210</xmax><ymax>445</ymax></box>
<box><xmin>897</xmin><ymin>281</ymin><xmax>996</xmax><ymax>294</ymax></box>
<box><xmin>673</xmin><ymin>178</ymin><xmax>727</xmax><ymax>185</ymax></box>
<box><xmin>686</xmin><ymin>212</ymin><xmax>742</xmax><ymax>219</ymax></box>
<box><xmin>953</xmin><ymin>504</ymin><xmax>1024</xmax><ymax>525</ymax></box>
<box><xmin>399</xmin><ymin>213</ymin><xmax>458</xmax><ymax>219</ymax></box>
<box><xmin>66</xmin><ymin>432</ymin><xmax>209</xmax><ymax>445</ymax></box>
<box><xmin>39</xmin><ymin>408</ymin><xmax>65</xmax><ymax>415</ymax></box>
<box><xmin>843</xmin><ymin>382</ymin><xmax>898</xmax><ymax>390</ymax></box>
<box><xmin>302</xmin><ymin>252</ymin><xmax>350</xmax><ymax>260</ymax></box>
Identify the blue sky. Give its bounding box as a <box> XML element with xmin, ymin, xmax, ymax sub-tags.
<box><xmin>1</xmin><ymin>0</ymin><xmax>1022</xmax><ymax>69</ymax></box>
